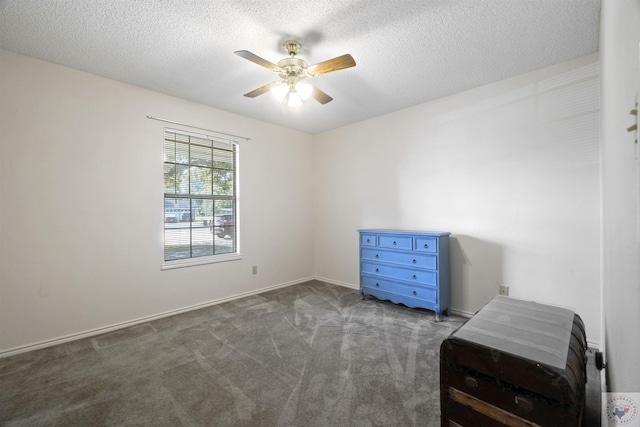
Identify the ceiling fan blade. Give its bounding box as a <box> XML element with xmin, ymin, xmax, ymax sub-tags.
<box><xmin>310</xmin><ymin>85</ymin><xmax>333</xmax><ymax>104</ymax></box>
<box><xmin>244</xmin><ymin>81</ymin><xmax>282</xmax><ymax>98</ymax></box>
<box><xmin>234</xmin><ymin>50</ymin><xmax>282</xmax><ymax>72</ymax></box>
<box><xmin>307</xmin><ymin>54</ymin><xmax>356</xmax><ymax>76</ymax></box>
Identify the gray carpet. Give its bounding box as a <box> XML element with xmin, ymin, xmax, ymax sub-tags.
<box><xmin>0</xmin><ymin>280</ymin><xmax>466</xmax><ymax>426</ymax></box>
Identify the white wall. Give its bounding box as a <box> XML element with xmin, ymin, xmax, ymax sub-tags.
<box><xmin>0</xmin><ymin>49</ymin><xmax>315</xmax><ymax>353</ymax></box>
<box><xmin>0</xmin><ymin>47</ymin><xmax>607</xmax><ymax>356</ymax></box>
<box><xmin>600</xmin><ymin>0</ymin><xmax>640</xmax><ymax>392</ymax></box>
<box><xmin>313</xmin><ymin>54</ymin><xmax>602</xmax><ymax>346</ymax></box>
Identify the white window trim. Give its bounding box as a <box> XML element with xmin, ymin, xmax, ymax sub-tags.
<box><xmin>161</xmin><ymin>253</ymin><xmax>242</xmax><ymax>270</ymax></box>
<box><xmin>161</xmin><ymin>125</ymin><xmax>242</xmax><ymax>269</ymax></box>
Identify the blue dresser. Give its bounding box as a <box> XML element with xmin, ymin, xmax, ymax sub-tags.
<box><xmin>358</xmin><ymin>229</ymin><xmax>451</xmax><ymax>321</ymax></box>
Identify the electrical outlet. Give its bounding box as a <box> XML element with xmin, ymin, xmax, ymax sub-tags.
<box><xmin>499</xmin><ymin>285</ymin><xmax>509</xmax><ymax>296</ymax></box>
<box><xmin>252</xmin><ymin>265</ymin><xmax>258</xmax><ymax>275</ymax></box>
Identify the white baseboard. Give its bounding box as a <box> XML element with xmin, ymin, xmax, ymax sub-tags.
<box><xmin>0</xmin><ymin>276</ymin><xmax>314</xmax><ymax>359</ymax></box>
<box><xmin>3</xmin><ymin>277</ymin><xmax>596</xmax><ymax>358</ymax></box>
<box><xmin>314</xmin><ymin>276</ymin><xmax>359</xmax><ymax>290</ymax></box>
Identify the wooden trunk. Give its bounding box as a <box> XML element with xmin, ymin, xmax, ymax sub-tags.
<box><xmin>440</xmin><ymin>296</ymin><xmax>587</xmax><ymax>426</ymax></box>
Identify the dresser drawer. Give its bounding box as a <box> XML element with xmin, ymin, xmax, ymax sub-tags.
<box><xmin>415</xmin><ymin>237</ymin><xmax>438</xmax><ymax>253</ymax></box>
<box><xmin>361</xmin><ymin>276</ymin><xmax>437</xmax><ymax>304</ymax></box>
<box><xmin>361</xmin><ymin>248</ymin><xmax>437</xmax><ymax>270</ymax></box>
<box><xmin>360</xmin><ymin>233</ymin><xmax>377</xmax><ymax>247</ymax></box>
<box><xmin>379</xmin><ymin>235</ymin><xmax>412</xmax><ymax>250</ymax></box>
<box><xmin>362</xmin><ymin>261</ymin><xmax>437</xmax><ymax>286</ymax></box>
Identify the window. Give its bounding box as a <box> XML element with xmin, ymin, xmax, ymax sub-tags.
<box><xmin>163</xmin><ymin>129</ymin><xmax>237</xmax><ymax>263</ymax></box>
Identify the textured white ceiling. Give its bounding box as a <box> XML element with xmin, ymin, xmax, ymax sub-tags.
<box><xmin>0</xmin><ymin>0</ymin><xmax>600</xmax><ymax>134</ymax></box>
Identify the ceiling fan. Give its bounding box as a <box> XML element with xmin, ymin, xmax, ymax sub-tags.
<box><xmin>234</xmin><ymin>40</ymin><xmax>356</xmax><ymax>107</ymax></box>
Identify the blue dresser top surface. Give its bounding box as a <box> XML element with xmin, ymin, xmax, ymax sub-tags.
<box><xmin>358</xmin><ymin>229</ymin><xmax>451</xmax><ymax>237</ymax></box>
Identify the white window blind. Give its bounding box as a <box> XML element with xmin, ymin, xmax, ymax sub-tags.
<box><xmin>163</xmin><ymin>128</ymin><xmax>237</xmax><ymax>262</ymax></box>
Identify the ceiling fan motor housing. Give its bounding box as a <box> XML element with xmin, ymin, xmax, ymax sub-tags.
<box><xmin>277</xmin><ymin>57</ymin><xmax>308</xmax><ymax>81</ymax></box>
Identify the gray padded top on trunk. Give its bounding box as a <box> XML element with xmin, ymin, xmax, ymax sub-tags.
<box><xmin>453</xmin><ymin>295</ymin><xmax>574</xmax><ymax>369</ymax></box>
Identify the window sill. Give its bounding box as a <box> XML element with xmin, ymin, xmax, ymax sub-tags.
<box><xmin>161</xmin><ymin>253</ymin><xmax>242</xmax><ymax>270</ymax></box>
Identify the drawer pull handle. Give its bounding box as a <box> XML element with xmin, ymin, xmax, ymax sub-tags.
<box><xmin>424</xmin><ymin>243</ymin><xmax>429</xmax><ymax>248</ymax></box>
<box><xmin>375</xmin><ymin>283</ymin><xmax>380</xmax><ymax>287</ymax></box>
<box><xmin>412</xmin><ymin>290</ymin><xmax>417</xmax><ymax>296</ymax></box>
<box><xmin>375</xmin><ymin>268</ymin><xmax>379</xmax><ymax>273</ymax></box>
<box><xmin>375</xmin><ymin>254</ymin><xmax>379</xmax><ymax>258</ymax></box>
<box><xmin>412</xmin><ymin>259</ymin><xmax>417</xmax><ymax>264</ymax></box>
<box><xmin>464</xmin><ymin>376</ymin><xmax>479</xmax><ymax>388</ymax></box>
<box><xmin>366</xmin><ymin>238</ymin><xmax>370</xmax><ymax>243</ymax></box>
<box><xmin>412</xmin><ymin>274</ymin><xmax>417</xmax><ymax>280</ymax></box>
<box><xmin>393</xmin><ymin>241</ymin><xmax>397</xmax><ymax>245</ymax></box>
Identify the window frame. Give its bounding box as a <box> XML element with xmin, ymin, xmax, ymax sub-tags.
<box><xmin>161</xmin><ymin>127</ymin><xmax>241</xmax><ymax>270</ymax></box>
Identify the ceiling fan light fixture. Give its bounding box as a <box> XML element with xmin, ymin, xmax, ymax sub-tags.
<box><xmin>273</xmin><ymin>81</ymin><xmax>309</xmax><ymax>107</ymax></box>
<box><xmin>295</xmin><ymin>82</ymin><xmax>312</xmax><ymax>101</ymax></box>
<box><xmin>286</xmin><ymin>90</ymin><xmax>302</xmax><ymax>107</ymax></box>
<box><xmin>272</xmin><ymin>82</ymin><xmax>289</xmax><ymax>102</ymax></box>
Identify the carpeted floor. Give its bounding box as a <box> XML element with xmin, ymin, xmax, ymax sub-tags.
<box><xmin>0</xmin><ymin>280</ymin><xmax>467</xmax><ymax>426</ymax></box>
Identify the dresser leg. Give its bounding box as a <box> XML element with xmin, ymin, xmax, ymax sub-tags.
<box><xmin>435</xmin><ymin>312</ymin><xmax>441</xmax><ymax>322</ymax></box>
<box><xmin>359</xmin><ymin>291</ymin><xmax>365</xmax><ymax>300</ymax></box>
